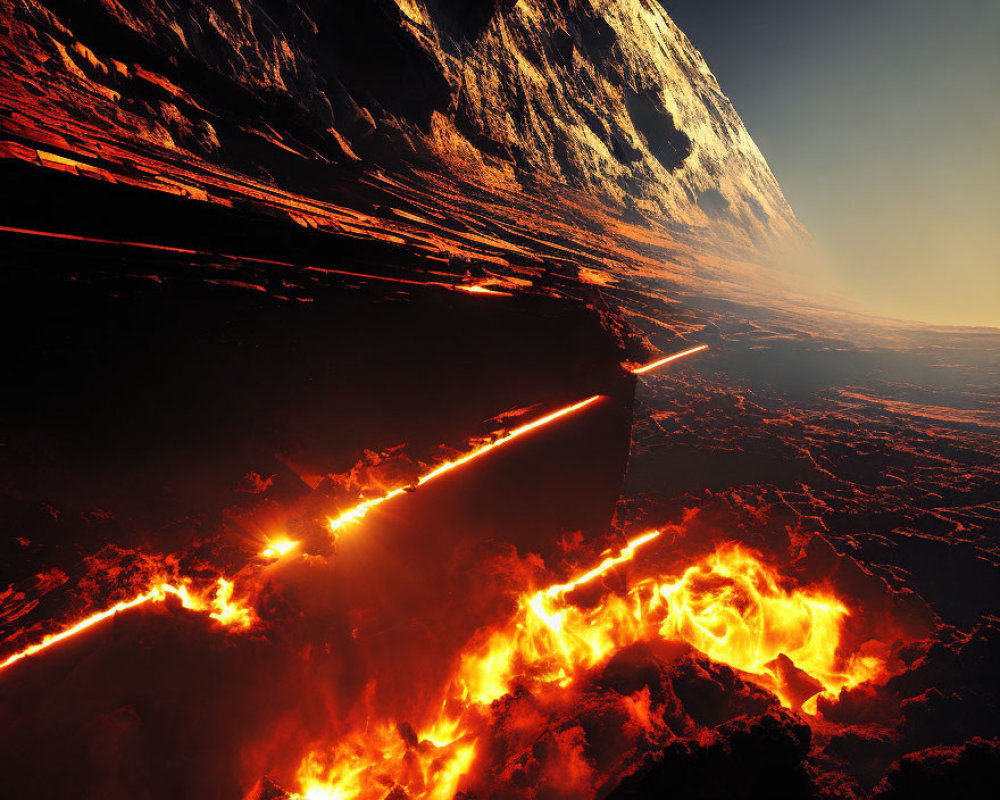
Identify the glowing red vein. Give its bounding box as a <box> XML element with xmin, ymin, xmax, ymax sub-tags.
<box><xmin>630</xmin><ymin>344</ymin><xmax>708</xmax><ymax>375</ymax></box>
<box><xmin>328</xmin><ymin>395</ymin><xmax>603</xmax><ymax>532</ymax></box>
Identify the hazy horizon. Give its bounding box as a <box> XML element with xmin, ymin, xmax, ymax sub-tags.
<box><xmin>664</xmin><ymin>0</ymin><xmax>1000</xmax><ymax>329</ymax></box>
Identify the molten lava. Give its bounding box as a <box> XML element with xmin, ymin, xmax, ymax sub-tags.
<box><xmin>327</xmin><ymin>395</ymin><xmax>604</xmax><ymax>533</ymax></box>
<box><xmin>630</xmin><ymin>344</ymin><xmax>709</xmax><ymax>375</ymax></box>
<box><xmin>456</xmin><ymin>535</ymin><xmax>880</xmax><ymax>710</ymax></box>
<box><xmin>324</xmin><ymin>343</ymin><xmax>709</xmax><ymax>538</ymax></box>
<box><xmin>296</xmin><ymin>724</ymin><xmax>477</xmax><ymax>800</ymax></box>
<box><xmin>294</xmin><ymin>532</ymin><xmax>887</xmax><ymax>800</ymax></box>
<box><xmin>1</xmin><ymin>344</ymin><xmax>712</xmax><ymax>681</ymax></box>
<box><xmin>0</xmin><ymin>576</ymin><xmax>255</xmax><ymax>675</ymax></box>
<box><xmin>4</xmin><ymin>341</ymin><xmax>821</xmax><ymax>800</ymax></box>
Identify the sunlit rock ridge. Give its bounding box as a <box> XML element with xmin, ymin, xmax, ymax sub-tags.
<box><xmin>0</xmin><ymin>0</ymin><xmax>804</xmax><ymax>252</ymax></box>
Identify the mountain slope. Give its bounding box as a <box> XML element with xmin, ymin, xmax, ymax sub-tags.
<box><xmin>0</xmin><ymin>0</ymin><xmax>803</xmax><ymax>251</ymax></box>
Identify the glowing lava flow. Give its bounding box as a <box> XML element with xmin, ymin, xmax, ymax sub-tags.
<box><xmin>327</xmin><ymin>395</ymin><xmax>603</xmax><ymax>533</ymax></box>
<box><xmin>295</xmin><ymin>533</ymin><xmax>886</xmax><ymax>800</ymax></box>
<box><xmin>630</xmin><ymin>344</ymin><xmax>708</xmax><ymax>374</ymax></box>
<box><xmin>4</xmin><ymin>394</ymin><xmax>606</xmax><ymax>676</ymax></box>
<box><xmin>1</xmin><ymin>344</ymin><xmax>710</xmax><ymax>680</ymax></box>
<box><xmin>324</xmin><ymin>344</ymin><xmax>708</xmax><ymax>536</ymax></box>
<box><xmin>0</xmin><ymin>577</ymin><xmax>255</xmax><ymax>675</ymax></box>
<box><xmin>458</xmin><ymin>538</ymin><xmax>882</xmax><ymax>710</ymax></box>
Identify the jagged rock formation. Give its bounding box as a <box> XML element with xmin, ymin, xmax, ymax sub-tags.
<box><xmin>0</xmin><ymin>0</ymin><xmax>803</xmax><ymax>250</ymax></box>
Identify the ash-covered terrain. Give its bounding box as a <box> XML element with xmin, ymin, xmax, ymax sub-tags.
<box><xmin>1</xmin><ymin>2</ymin><xmax>998</xmax><ymax>799</ymax></box>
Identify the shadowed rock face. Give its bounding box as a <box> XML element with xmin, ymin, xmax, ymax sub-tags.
<box><xmin>624</xmin><ymin>87</ymin><xmax>693</xmax><ymax>172</ymax></box>
<box><xmin>431</xmin><ymin>0</ymin><xmax>516</xmax><ymax>42</ymax></box>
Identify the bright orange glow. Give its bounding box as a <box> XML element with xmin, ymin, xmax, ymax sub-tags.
<box><xmin>327</xmin><ymin>487</ymin><xmax>409</xmax><ymax>533</ymax></box>
<box><xmin>205</xmin><ymin>578</ymin><xmax>256</xmax><ymax>629</ymax></box>
<box><xmin>457</xmin><ymin>283</ymin><xmax>513</xmax><ymax>297</ymax></box>
<box><xmin>630</xmin><ymin>344</ymin><xmax>708</xmax><ymax>374</ymax></box>
<box><xmin>0</xmin><ymin>588</ymin><xmax>162</xmax><ymax>673</ymax></box>
<box><xmin>328</xmin><ymin>395</ymin><xmax>603</xmax><ymax>533</ymax></box>
<box><xmin>456</xmin><ymin>529</ymin><xmax>666</xmax><ymax>705</ymax></box>
<box><xmin>0</xmin><ymin>577</ymin><xmax>255</xmax><ymax>675</ymax></box>
<box><xmin>295</xmin><ymin>723</ymin><xmax>476</xmax><ymax>800</ymax></box>
<box><xmin>458</xmin><ymin>539</ymin><xmax>880</xmax><ymax>709</ymax></box>
<box><xmin>295</xmin><ymin>534</ymin><xmax>885</xmax><ymax>799</ymax></box>
<box><xmin>654</xmin><ymin>549</ymin><xmax>880</xmax><ymax>701</ymax></box>
<box><xmin>541</xmin><ymin>529</ymin><xmax>663</xmax><ymax>599</ymax></box>
<box><xmin>261</xmin><ymin>538</ymin><xmax>300</xmax><ymax>559</ymax></box>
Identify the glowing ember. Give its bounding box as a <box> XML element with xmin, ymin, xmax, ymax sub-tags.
<box><xmin>457</xmin><ymin>283</ymin><xmax>513</xmax><ymax>296</ymax></box>
<box><xmin>295</xmin><ymin>533</ymin><xmax>886</xmax><ymax>799</ymax></box>
<box><xmin>630</xmin><ymin>344</ymin><xmax>709</xmax><ymax>374</ymax></box>
<box><xmin>655</xmin><ymin>549</ymin><xmax>879</xmax><ymax>701</ymax></box>
<box><xmin>0</xmin><ymin>577</ymin><xmax>255</xmax><ymax>675</ymax></box>
<box><xmin>327</xmin><ymin>395</ymin><xmax>603</xmax><ymax>533</ymax></box>
<box><xmin>541</xmin><ymin>529</ymin><xmax>663</xmax><ymax>599</ymax></box>
<box><xmin>261</xmin><ymin>538</ymin><xmax>300</xmax><ymax>559</ymax></box>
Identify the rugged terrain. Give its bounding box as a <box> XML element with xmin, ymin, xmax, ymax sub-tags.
<box><xmin>1</xmin><ymin>2</ymin><xmax>998</xmax><ymax>799</ymax></box>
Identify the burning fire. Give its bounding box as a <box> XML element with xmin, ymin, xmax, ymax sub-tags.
<box><xmin>294</xmin><ymin>531</ymin><xmax>886</xmax><ymax>800</ymax></box>
<box><xmin>296</xmin><ymin>724</ymin><xmax>477</xmax><ymax>800</ymax></box>
<box><xmin>205</xmin><ymin>578</ymin><xmax>256</xmax><ymax>629</ymax></box>
<box><xmin>456</xmin><ymin>534</ymin><xmax>880</xmax><ymax>709</ymax></box>
<box><xmin>0</xmin><ymin>576</ymin><xmax>255</xmax><ymax>674</ymax></box>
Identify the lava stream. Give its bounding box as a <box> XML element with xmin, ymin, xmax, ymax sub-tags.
<box><xmin>0</xmin><ymin>577</ymin><xmax>255</xmax><ymax>674</ymax></box>
<box><xmin>1</xmin><ymin>342</ymin><xmax>715</xmax><ymax>790</ymax></box>
<box><xmin>1</xmin><ymin>344</ymin><xmax>711</xmax><ymax>678</ymax></box>
<box><xmin>0</xmin><ymin>391</ymin><xmax>606</xmax><ymax>675</ymax></box>
<box><xmin>456</xmin><ymin>534</ymin><xmax>881</xmax><ymax>710</ymax></box>
<box><xmin>325</xmin><ymin>342</ymin><xmax>708</xmax><ymax>535</ymax></box>
<box><xmin>327</xmin><ymin>394</ymin><xmax>604</xmax><ymax>533</ymax></box>
<box><xmin>630</xmin><ymin>344</ymin><xmax>709</xmax><ymax>374</ymax></box>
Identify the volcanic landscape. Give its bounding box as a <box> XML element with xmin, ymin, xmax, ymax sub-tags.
<box><xmin>1</xmin><ymin>2</ymin><xmax>998</xmax><ymax>799</ymax></box>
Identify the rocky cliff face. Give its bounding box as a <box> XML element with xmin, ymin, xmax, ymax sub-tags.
<box><xmin>0</xmin><ymin>0</ymin><xmax>804</xmax><ymax>251</ymax></box>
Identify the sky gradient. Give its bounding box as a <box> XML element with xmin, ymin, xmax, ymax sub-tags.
<box><xmin>664</xmin><ymin>0</ymin><xmax>1000</xmax><ymax>328</ymax></box>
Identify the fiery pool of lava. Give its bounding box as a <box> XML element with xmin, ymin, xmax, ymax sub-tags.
<box><xmin>291</xmin><ymin>532</ymin><xmax>888</xmax><ymax>800</ymax></box>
